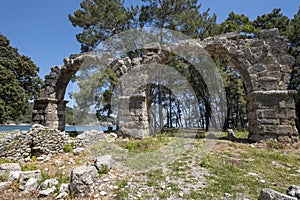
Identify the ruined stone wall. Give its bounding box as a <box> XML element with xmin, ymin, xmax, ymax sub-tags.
<box><xmin>33</xmin><ymin>28</ymin><xmax>298</xmax><ymax>144</ymax></box>
<box><xmin>0</xmin><ymin>125</ymin><xmax>78</xmax><ymax>162</ymax></box>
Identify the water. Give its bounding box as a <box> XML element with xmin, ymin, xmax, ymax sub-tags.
<box><xmin>0</xmin><ymin>125</ymin><xmax>114</xmax><ymax>132</ymax></box>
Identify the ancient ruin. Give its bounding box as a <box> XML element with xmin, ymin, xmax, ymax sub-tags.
<box><xmin>33</xmin><ymin>28</ymin><xmax>298</xmax><ymax>144</ymax></box>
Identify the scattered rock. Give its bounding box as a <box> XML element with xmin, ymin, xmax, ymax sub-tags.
<box><xmin>0</xmin><ymin>182</ymin><xmax>10</xmax><ymax>190</ymax></box>
<box><xmin>0</xmin><ymin>163</ymin><xmax>21</xmax><ymax>176</ymax></box>
<box><xmin>56</xmin><ymin>192</ymin><xmax>68</xmax><ymax>199</ymax></box>
<box><xmin>39</xmin><ymin>178</ymin><xmax>58</xmax><ymax>190</ymax></box>
<box><xmin>287</xmin><ymin>185</ymin><xmax>300</xmax><ymax>199</ymax></box>
<box><xmin>259</xmin><ymin>188</ymin><xmax>297</xmax><ymax>200</ymax></box>
<box><xmin>69</xmin><ymin>166</ymin><xmax>99</xmax><ymax>197</ymax></box>
<box><xmin>59</xmin><ymin>183</ymin><xmax>69</xmax><ymax>193</ymax></box>
<box><xmin>76</xmin><ymin>130</ymin><xmax>105</xmax><ymax>145</ymax></box>
<box><xmin>39</xmin><ymin>186</ymin><xmax>56</xmax><ymax>197</ymax></box>
<box><xmin>100</xmin><ymin>191</ymin><xmax>107</xmax><ymax>196</ymax></box>
<box><xmin>8</xmin><ymin>170</ymin><xmax>22</xmax><ymax>182</ymax></box>
<box><xmin>94</xmin><ymin>155</ymin><xmax>112</xmax><ymax>172</ymax></box>
<box><xmin>19</xmin><ymin>170</ymin><xmax>41</xmax><ymax>191</ymax></box>
<box><xmin>23</xmin><ymin>177</ymin><xmax>38</xmax><ymax>192</ymax></box>
<box><xmin>73</xmin><ymin>147</ymin><xmax>85</xmax><ymax>156</ymax></box>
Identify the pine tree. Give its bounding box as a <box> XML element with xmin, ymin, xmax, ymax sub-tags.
<box><xmin>69</xmin><ymin>0</ymin><xmax>138</xmax><ymax>52</ymax></box>
<box><xmin>0</xmin><ymin>34</ymin><xmax>42</xmax><ymax>124</ymax></box>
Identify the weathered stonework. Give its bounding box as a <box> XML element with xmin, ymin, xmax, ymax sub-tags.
<box><xmin>33</xmin><ymin>28</ymin><xmax>298</xmax><ymax>143</ymax></box>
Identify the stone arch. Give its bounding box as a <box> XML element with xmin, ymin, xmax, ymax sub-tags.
<box><xmin>33</xmin><ymin>28</ymin><xmax>298</xmax><ymax>144</ymax></box>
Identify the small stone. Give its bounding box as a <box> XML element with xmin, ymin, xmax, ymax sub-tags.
<box><xmin>56</xmin><ymin>192</ymin><xmax>68</xmax><ymax>199</ymax></box>
<box><xmin>100</xmin><ymin>191</ymin><xmax>107</xmax><ymax>196</ymax></box>
<box><xmin>24</xmin><ymin>177</ymin><xmax>38</xmax><ymax>192</ymax></box>
<box><xmin>19</xmin><ymin>170</ymin><xmax>41</xmax><ymax>191</ymax></box>
<box><xmin>73</xmin><ymin>147</ymin><xmax>85</xmax><ymax>156</ymax></box>
<box><xmin>259</xmin><ymin>179</ymin><xmax>266</xmax><ymax>184</ymax></box>
<box><xmin>59</xmin><ymin>183</ymin><xmax>69</xmax><ymax>193</ymax></box>
<box><xmin>0</xmin><ymin>182</ymin><xmax>10</xmax><ymax>190</ymax></box>
<box><xmin>0</xmin><ymin>163</ymin><xmax>21</xmax><ymax>175</ymax></box>
<box><xmin>103</xmin><ymin>178</ymin><xmax>110</xmax><ymax>182</ymax></box>
<box><xmin>94</xmin><ymin>155</ymin><xmax>112</xmax><ymax>172</ymax></box>
<box><xmin>39</xmin><ymin>186</ymin><xmax>56</xmax><ymax>197</ymax></box>
<box><xmin>36</xmin><ymin>156</ymin><xmax>45</xmax><ymax>162</ymax></box>
<box><xmin>113</xmin><ymin>185</ymin><xmax>119</xmax><ymax>190</ymax></box>
<box><xmin>8</xmin><ymin>171</ymin><xmax>22</xmax><ymax>182</ymax></box>
<box><xmin>179</xmin><ymin>191</ymin><xmax>184</xmax><ymax>197</ymax></box>
<box><xmin>55</xmin><ymin>159</ymin><xmax>63</xmax><ymax>166</ymax></box>
<box><xmin>39</xmin><ymin>178</ymin><xmax>59</xmax><ymax>190</ymax></box>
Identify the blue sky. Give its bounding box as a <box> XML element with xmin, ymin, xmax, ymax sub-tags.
<box><xmin>0</xmin><ymin>0</ymin><xmax>299</xmax><ymax>105</ymax></box>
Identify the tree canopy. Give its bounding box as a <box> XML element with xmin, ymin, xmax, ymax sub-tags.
<box><xmin>0</xmin><ymin>34</ymin><xmax>42</xmax><ymax>124</ymax></box>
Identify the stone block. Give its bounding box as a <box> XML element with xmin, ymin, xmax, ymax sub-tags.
<box><xmin>258</xmin><ymin>188</ymin><xmax>297</xmax><ymax>200</ymax></box>
<box><xmin>69</xmin><ymin>166</ymin><xmax>99</xmax><ymax>197</ymax></box>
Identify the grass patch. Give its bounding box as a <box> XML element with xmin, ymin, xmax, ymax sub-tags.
<box><xmin>117</xmin><ymin>133</ymin><xmax>171</xmax><ymax>153</ymax></box>
<box><xmin>194</xmin><ymin>141</ymin><xmax>300</xmax><ymax>199</ymax></box>
<box><xmin>63</xmin><ymin>144</ymin><xmax>72</xmax><ymax>153</ymax></box>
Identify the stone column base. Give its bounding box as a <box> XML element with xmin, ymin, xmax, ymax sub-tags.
<box><xmin>246</xmin><ymin>90</ymin><xmax>298</xmax><ymax>144</ymax></box>
<box><xmin>32</xmin><ymin>98</ymin><xmax>68</xmax><ymax>131</ymax></box>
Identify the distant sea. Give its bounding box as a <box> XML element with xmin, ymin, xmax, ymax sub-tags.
<box><xmin>0</xmin><ymin>125</ymin><xmax>113</xmax><ymax>132</ymax></box>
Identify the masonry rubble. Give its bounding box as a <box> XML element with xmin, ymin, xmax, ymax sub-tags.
<box><xmin>0</xmin><ymin>124</ymin><xmax>82</xmax><ymax>161</ymax></box>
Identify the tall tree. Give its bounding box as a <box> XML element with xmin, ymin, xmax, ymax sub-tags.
<box><xmin>139</xmin><ymin>0</ymin><xmax>217</xmax><ymax>39</ymax></box>
<box><xmin>0</xmin><ymin>34</ymin><xmax>42</xmax><ymax>124</ymax></box>
<box><xmin>218</xmin><ymin>11</ymin><xmax>256</xmax><ymax>35</ymax></box>
<box><xmin>253</xmin><ymin>8</ymin><xmax>290</xmax><ymax>35</ymax></box>
<box><xmin>69</xmin><ymin>0</ymin><xmax>138</xmax><ymax>52</ymax></box>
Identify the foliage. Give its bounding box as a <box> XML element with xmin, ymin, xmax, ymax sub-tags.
<box><xmin>63</xmin><ymin>144</ymin><xmax>72</xmax><ymax>153</ymax></box>
<box><xmin>0</xmin><ymin>34</ymin><xmax>42</xmax><ymax>124</ymax></box>
<box><xmin>139</xmin><ymin>0</ymin><xmax>217</xmax><ymax>39</ymax></box>
<box><xmin>69</xmin><ymin>0</ymin><xmax>138</xmax><ymax>52</ymax></box>
<box><xmin>117</xmin><ymin>133</ymin><xmax>171</xmax><ymax>153</ymax></box>
<box><xmin>219</xmin><ymin>11</ymin><xmax>256</xmax><ymax>35</ymax></box>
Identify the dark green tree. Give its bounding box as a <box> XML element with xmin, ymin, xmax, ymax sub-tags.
<box><xmin>0</xmin><ymin>34</ymin><xmax>42</xmax><ymax>124</ymax></box>
<box><xmin>253</xmin><ymin>8</ymin><xmax>290</xmax><ymax>35</ymax></box>
<box><xmin>69</xmin><ymin>0</ymin><xmax>138</xmax><ymax>52</ymax></box>
<box><xmin>218</xmin><ymin>11</ymin><xmax>256</xmax><ymax>35</ymax></box>
<box><xmin>139</xmin><ymin>0</ymin><xmax>217</xmax><ymax>39</ymax></box>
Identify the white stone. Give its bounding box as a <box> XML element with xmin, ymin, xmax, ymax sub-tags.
<box><xmin>100</xmin><ymin>191</ymin><xmax>107</xmax><ymax>196</ymax></box>
<box><xmin>24</xmin><ymin>177</ymin><xmax>38</xmax><ymax>192</ymax></box>
<box><xmin>73</xmin><ymin>147</ymin><xmax>85</xmax><ymax>156</ymax></box>
<box><xmin>39</xmin><ymin>178</ymin><xmax>59</xmax><ymax>190</ymax></box>
<box><xmin>59</xmin><ymin>183</ymin><xmax>69</xmax><ymax>193</ymax></box>
<box><xmin>39</xmin><ymin>186</ymin><xmax>56</xmax><ymax>196</ymax></box>
<box><xmin>19</xmin><ymin>170</ymin><xmax>41</xmax><ymax>191</ymax></box>
<box><xmin>56</xmin><ymin>192</ymin><xmax>68</xmax><ymax>199</ymax></box>
<box><xmin>0</xmin><ymin>182</ymin><xmax>10</xmax><ymax>190</ymax></box>
<box><xmin>8</xmin><ymin>171</ymin><xmax>22</xmax><ymax>182</ymax></box>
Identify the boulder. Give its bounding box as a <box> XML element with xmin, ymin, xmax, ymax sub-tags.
<box><xmin>76</xmin><ymin>130</ymin><xmax>105</xmax><ymax>145</ymax></box>
<box><xmin>39</xmin><ymin>186</ymin><xmax>56</xmax><ymax>197</ymax></box>
<box><xmin>94</xmin><ymin>155</ymin><xmax>112</xmax><ymax>172</ymax></box>
<box><xmin>56</xmin><ymin>192</ymin><xmax>68</xmax><ymax>199</ymax></box>
<box><xmin>0</xmin><ymin>182</ymin><xmax>10</xmax><ymax>190</ymax></box>
<box><xmin>19</xmin><ymin>170</ymin><xmax>41</xmax><ymax>191</ymax></box>
<box><xmin>259</xmin><ymin>188</ymin><xmax>297</xmax><ymax>200</ymax></box>
<box><xmin>69</xmin><ymin>166</ymin><xmax>99</xmax><ymax>197</ymax></box>
<box><xmin>0</xmin><ymin>163</ymin><xmax>21</xmax><ymax>176</ymax></box>
<box><xmin>8</xmin><ymin>170</ymin><xmax>22</xmax><ymax>182</ymax></box>
<box><xmin>23</xmin><ymin>177</ymin><xmax>38</xmax><ymax>192</ymax></box>
<box><xmin>287</xmin><ymin>185</ymin><xmax>300</xmax><ymax>199</ymax></box>
<box><xmin>73</xmin><ymin>147</ymin><xmax>85</xmax><ymax>156</ymax></box>
<box><xmin>39</xmin><ymin>178</ymin><xmax>58</xmax><ymax>190</ymax></box>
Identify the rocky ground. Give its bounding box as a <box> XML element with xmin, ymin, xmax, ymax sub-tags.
<box><xmin>0</xmin><ymin>129</ymin><xmax>299</xmax><ymax>200</ymax></box>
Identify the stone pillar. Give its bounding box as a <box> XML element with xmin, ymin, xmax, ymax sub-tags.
<box><xmin>32</xmin><ymin>98</ymin><xmax>68</xmax><ymax>131</ymax></box>
<box><xmin>246</xmin><ymin>90</ymin><xmax>298</xmax><ymax>144</ymax></box>
<box><xmin>117</xmin><ymin>95</ymin><xmax>150</xmax><ymax>138</ymax></box>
